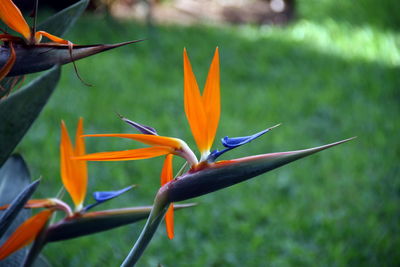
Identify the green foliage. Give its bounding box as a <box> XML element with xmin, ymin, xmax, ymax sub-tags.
<box><xmin>0</xmin><ymin>179</ymin><xmax>39</xmax><ymax>238</ymax></box>
<box><xmin>37</xmin><ymin>0</ymin><xmax>89</xmax><ymax>36</ymax></box>
<box><xmin>0</xmin><ymin>66</ymin><xmax>61</xmax><ymax>167</ymax></box>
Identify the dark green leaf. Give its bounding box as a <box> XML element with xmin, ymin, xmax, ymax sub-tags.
<box><xmin>32</xmin><ymin>255</ymin><xmax>52</xmax><ymax>267</ymax></box>
<box><xmin>0</xmin><ymin>77</ymin><xmax>24</xmax><ymax>100</ymax></box>
<box><xmin>0</xmin><ymin>66</ymin><xmax>61</xmax><ymax>167</ymax></box>
<box><xmin>0</xmin><ymin>179</ymin><xmax>40</xmax><ymax>238</ymax></box>
<box><xmin>37</xmin><ymin>0</ymin><xmax>90</xmax><ymax>37</ymax></box>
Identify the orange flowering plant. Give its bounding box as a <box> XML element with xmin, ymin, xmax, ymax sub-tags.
<box><xmin>0</xmin><ymin>2</ymin><xmax>354</xmax><ymax>265</ymax></box>
<box><xmin>0</xmin><ymin>0</ymin><xmax>141</xmax><ymax>94</ymax></box>
<box><xmin>0</xmin><ymin>119</ymin><xmax>193</xmax><ymax>265</ymax></box>
<box><xmin>74</xmin><ymin>48</ymin><xmax>354</xmax><ymax>266</ymax></box>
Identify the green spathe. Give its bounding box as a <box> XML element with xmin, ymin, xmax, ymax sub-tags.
<box><xmin>45</xmin><ymin>204</ymin><xmax>195</xmax><ymax>242</ymax></box>
<box><xmin>167</xmin><ymin>137</ymin><xmax>355</xmax><ymax>202</ymax></box>
<box><xmin>3</xmin><ymin>41</ymin><xmax>142</xmax><ymax>77</ymax></box>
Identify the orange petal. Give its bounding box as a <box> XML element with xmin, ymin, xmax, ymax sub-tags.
<box><xmin>166</xmin><ymin>204</ymin><xmax>174</xmax><ymax>239</ymax></box>
<box><xmin>0</xmin><ymin>209</ymin><xmax>53</xmax><ymax>260</ymax></box>
<box><xmin>0</xmin><ymin>0</ymin><xmax>31</xmax><ymax>40</ymax></box>
<box><xmin>77</xmin><ymin>146</ymin><xmax>173</xmax><ymax>161</ymax></box>
<box><xmin>183</xmin><ymin>48</ymin><xmax>209</xmax><ymax>154</ymax></box>
<box><xmin>202</xmin><ymin>48</ymin><xmax>220</xmax><ymax>151</ymax></box>
<box><xmin>160</xmin><ymin>154</ymin><xmax>174</xmax><ymax>186</ymax></box>
<box><xmin>73</xmin><ymin>118</ymin><xmax>87</xmax><ymax>210</ymax></box>
<box><xmin>83</xmin><ymin>134</ymin><xmax>182</xmax><ymax>149</ymax></box>
<box><xmin>60</xmin><ymin>120</ymin><xmax>87</xmax><ymax>211</ymax></box>
<box><xmin>34</xmin><ymin>31</ymin><xmax>70</xmax><ymax>45</ymax></box>
<box><xmin>160</xmin><ymin>154</ymin><xmax>174</xmax><ymax>239</ymax></box>
<box><xmin>0</xmin><ymin>43</ymin><xmax>16</xmax><ymax>81</ymax></box>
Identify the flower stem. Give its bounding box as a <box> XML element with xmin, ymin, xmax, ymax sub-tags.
<box><xmin>121</xmin><ymin>188</ymin><xmax>169</xmax><ymax>267</ymax></box>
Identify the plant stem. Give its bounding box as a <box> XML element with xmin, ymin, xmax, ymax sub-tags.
<box><xmin>120</xmin><ymin>189</ymin><xmax>169</xmax><ymax>267</ymax></box>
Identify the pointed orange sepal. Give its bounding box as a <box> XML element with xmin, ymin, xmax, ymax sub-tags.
<box><xmin>83</xmin><ymin>133</ymin><xmax>182</xmax><ymax>149</ymax></box>
<box><xmin>202</xmin><ymin>48</ymin><xmax>220</xmax><ymax>151</ymax></box>
<box><xmin>161</xmin><ymin>154</ymin><xmax>174</xmax><ymax>239</ymax></box>
<box><xmin>77</xmin><ymin>146</ymin><xmax>173</xmax><ymax>161</ymax></box>
<box><xmin>34</xmin><ymin>31</ymin><xmax>70</xmax><ymax>45</ymax></box>
<box><xmin>73</xmin><ymin>118</ymin><xmax>87</xmax><ymax>210</ymax></box>
<box><xmin>0</xmin><ymin>43</ymin><xmax>16</xmax><ymax>81</ymax></box>
<box><xmin>165</xmin><ymin>204</ymin><xmax>174</xmax><ymax>239</ymax></box>
<box><xmin>183</xmin><ymin>48</ymin><xmax>221</xmax><ymax>156</ymax></box>
<box><xmin>160</xmin><ymin>154</ymin><xmax>174</xmax><ymax>185</ymax></box>
<box><xmin>0</xmin><ymin>0</ymin><xmax>31</xmax><ymax>41</ymax></box>
<box><xmin>183</xmin><ymin>48</ymin><xmax>208</xmax><ymax>154</ymax></box>
<box><xmin>0</xmin><ymin>209</ymin><xmax>53</xmax><ymax>260</ymax></box>
<box><xmin>60</xmin><ymin>119</ymin><xmax>87</xmax><ymax>211</ymax></box>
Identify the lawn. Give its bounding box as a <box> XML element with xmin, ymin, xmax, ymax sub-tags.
<box><xmin>14</xmin><ymin>0</ymin><xmax>400</xmax><ymax>266</ymax></box>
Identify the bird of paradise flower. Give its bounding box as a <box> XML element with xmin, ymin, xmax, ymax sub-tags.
<box><xmin>0</xmin><ymin>119</ymin><xmax>136</xmax><ymax>261</ymax></box>
<box><xmin>0</xmin><ymin>0</ymin><xmax>73</xmax><ymax>81</ymax></box>
<box><xmin>77</xmin><ymin>46</ymin><xmax>354</xmax><ymax>260</ymax></box>
<box><xmin>0</xmin><ymin>0</ymin><xmax>142</xmax><ymax>92</ymax></box>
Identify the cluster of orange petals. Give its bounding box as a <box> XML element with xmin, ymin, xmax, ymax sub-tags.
<box><xmin>0</xmin><ymin>0</ymin><xmax>71</xmax><ymax>81</ymax></box>
<box><xmin>0</xmin><ymin>119</ymin><xmax>88</xmax><ymax>259</ymax></box>
<box><xmin>161</xmin><ymin>48</ymin><xmax>221</xmax><ymax>239</ymax></box>
<box><xmin>183</xmin><ymin>47</ymin><xmax>220</xmax><ymax>159</ymax></box>
<box><xmin>76</xmin><ymin>48</ymin><xmax>221</xmax><ymax>239</ymax></box>
<box><xmin>60</xmin><ymin>119</ymin><xmax>88</xmax><ymax>211</ymax></box>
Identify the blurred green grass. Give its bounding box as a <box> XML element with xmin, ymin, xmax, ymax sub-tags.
<box><xmin>14</xmin><ymin>0</ymin><xmax>400</xmax><ymax>266</ymax></box>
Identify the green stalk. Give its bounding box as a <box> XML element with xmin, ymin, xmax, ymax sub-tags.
<box><xmin>120</xmin><ymin>188</ymin><xmax>170</xmax><ymax>267</ymax></box>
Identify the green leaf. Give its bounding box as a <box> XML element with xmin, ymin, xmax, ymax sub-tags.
<box><xmin>32</xmin><ymin>255</ymin><xmax>52</xmax><ymax>267</ymax></box>
<box><xmin>0</xmin><ymin>77</ymin><xmax>24</xmax><ymax>100</ymax></box>
<box><xmin>0</xmin><ymin>179</ymin><xmax>40</xmax><ymax>238</ymax></box>
<box><xmin>37</xmin><ymin>0</ymin><xmax>90</xmax><ymax>37</ymax></box>
<box><xmin>0</xmin><ymin>154</ymin><xmax>31</xmax><ymax>266</ymax></box>
<box><xmin>45</xmin><ymin>204</ymin><xmax>195</xmax><ymax>242</ymax></box>
<box><xmin>0</xmin><ymin>66</ymin><xmax>61</xmax><ymax>167</ymax></box>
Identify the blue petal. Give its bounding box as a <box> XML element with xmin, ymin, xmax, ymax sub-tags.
<box><xmin>93</xmin><ymin>185</ymin><xmax>135</xmax><ymax>202</ymax></box>
<box><xmin>221</xmin><ymin>128</ymin><xmax>271</xmax><ymax>148</ymax></box>
<box><xmin>208</xmin><ymin>125</ymin><xmax>279</xmax><ymax>162</ymax></box>
<box><xmin>83</xmin><ymin>185</ymin><xmax>135</xmax><ymax>211</ymax></box>
<box><xmin>118</xmin><ymin>113</ymin><xmax>158</xmax><ymax>135</ymax></box>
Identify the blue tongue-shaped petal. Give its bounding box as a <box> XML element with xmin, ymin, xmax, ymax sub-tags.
<box><xmin>208</xmin><ymin>124</ymin><xmax>280</xmax><ymax>161</ymax></box>
<box><xmin>84</xmin><ymin>185</ymin><xmax>135</xmax><ymax>211</ymax></box>
<box><xmin>221</xmin><ymin>128</ymin><xmax>270</xmax><ymax>148</ymax></box>
<box><xmin>117</xmin><ymin>113</ymin><xmax>158</xmax><ymax>135</ymax></box>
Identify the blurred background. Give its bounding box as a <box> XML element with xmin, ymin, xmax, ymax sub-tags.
<box><xmin>11</xmin><ymin>0</ymin><xmax>400</xmax><ymax>266</ymax></box>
